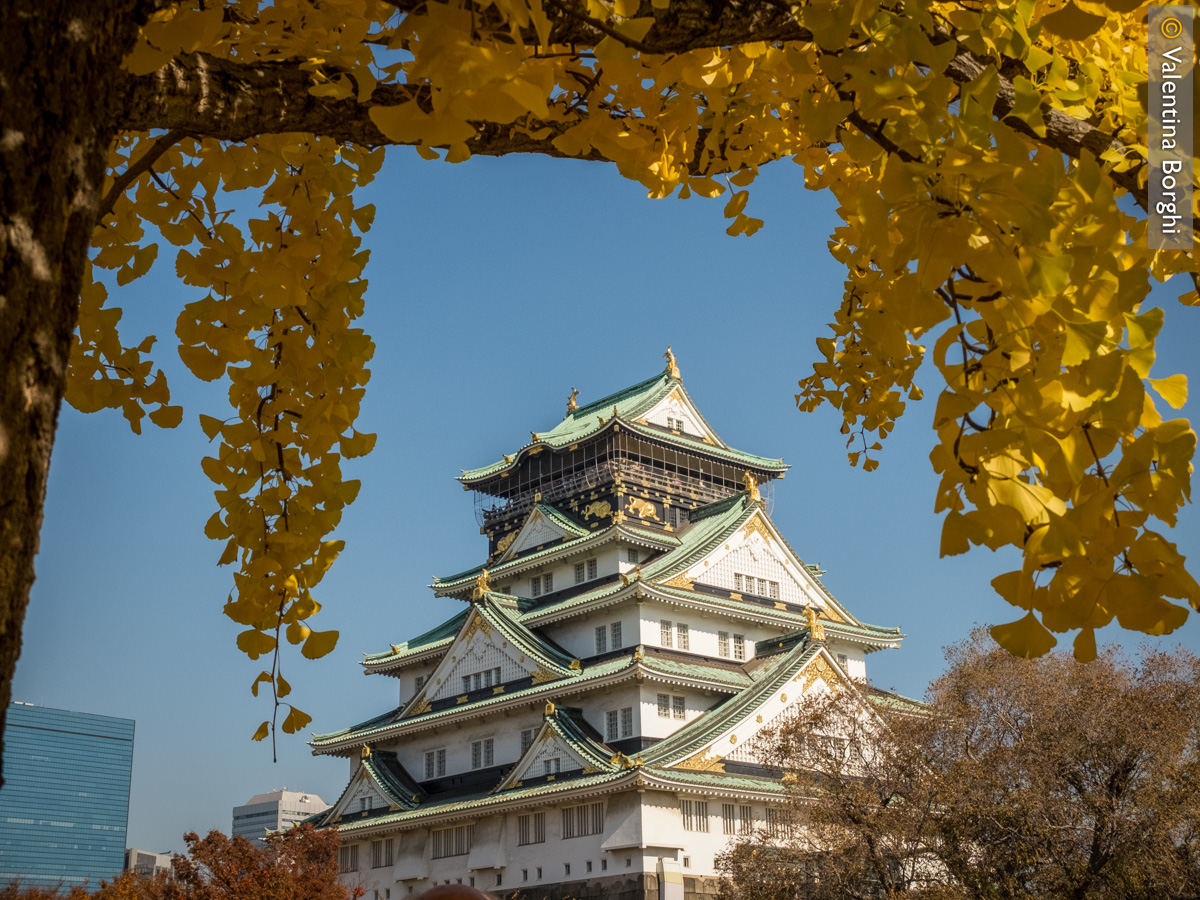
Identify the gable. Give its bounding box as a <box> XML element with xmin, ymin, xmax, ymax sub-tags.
<box><xmin>661</xmin><ymin>510</ymin><xmax>849</xmax><ymax>621</ymax></box>
<box><xmin>637</xmin><ymin>386</ymin><xmax>721</xmax><ymax>445</ymax></box>
<box><xmin>325</xmin><ymin>761</ymin><xmax>402</xmax><ymax>823</ymax></box>
<box><xmin>668</xmin><ymin>650</ymin><xmax>843</xmax><ymax>771</ymax></box>
<box><xmin>498</xmin><ymin>505</ymin><xmax>584</xmax><ymax>562</ymax></box>
<box><xmin>495</xmin><ymin>706</ymin><xmax>616</xmax><ymax>791</ymax></box>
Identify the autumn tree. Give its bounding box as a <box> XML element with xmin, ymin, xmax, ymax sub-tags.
<box><xmin>2</xmin><ymin>0</ymin><xmax>1196</xmax><ymax>758</ymax></box>
<box><xmin>717</xmin><ymin>636</ymin><xmax>1200</xmax><ymax>900</ymax></box>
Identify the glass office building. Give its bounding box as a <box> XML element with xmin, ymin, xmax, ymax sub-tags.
<box><xmin>0</xmin><ymin>703</ymin><xmax>135</xmax><ymax>891</ymax></box>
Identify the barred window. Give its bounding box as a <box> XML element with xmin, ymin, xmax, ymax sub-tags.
<box><xmin>681</xmin><ymin>799</ymin><xmax>709</xmax><ymax>832</ymax></box>
<box><xmin>611</xmin><ymin>621</ymin><xmax>622</xmax><ymax>649</ymax></box>
<box><xmin>627</xmin><ymin>548</ymin><xmax>639</xmax><ymax>564</ymax></box>
<box><xmin>371</xmin><ymin>838</ymin><xmax>394</xmax><ymax>869</ymax></box>
<box><xmin>672</xmin><ymin>695</ymin><xmax>685</xmax><ymax>720</ymax></box>
<box><xmin>661</xmin><ymin>620</ymin><xmax>673</xmax><ymax>647</ymax></box>
<box><xmin>838</xmin><ymin>653</ymin><xmax>848</xmax><ymax>668</ymax></box>
<box><xmin>543</xmin><ymin>572</ymin><xmax>553</xmax><ymax>592</ymax></box>
<box><xmin>733</xmin><ymin>634</ymin><xmax>746</xmax><ymax>661</ymax></box>
<box><xmin>676</xmin><ymin>623</ymin><xmax>689</xmax><ymax>651</ymax></box>
<box><xmin>734</xmin><ymin>573</ymin><xmax>743</xmax><ymax>591</ymax></box>
<box><xmin>575</xmin><ymin>562</ymin><xmax>586</xmax><ymax>584</ymax></box>
<box><xmin>759</xmin><ymin>577</ymin><xmax>769</xmax><ymax>596</ymax></box>
<box><xmin>531</xmin><ymin>575</ymin><xmax>542</xmax><ymax>598</ymax></box>
<box><xmin>722</xmin><ymin>804</ymin><xmax>736</xmax><ymax>835</ymax></box>
<box><xmin>521</xmin><ymin>729</ymin><xmax>534</xmax><ymax>754</ymax></box>
<box><xmin>544</xmin><ymin>757</ymin><xmax>560</xmax><ymax>776</ymax></box>
<box><xmin>339</xmin><ymin>844</ymin><xmax>359</xmax><ymax>873</ymax></box>
<box><xmin>587</xmin><ymin>558</ymin><xmax>597</xmax><ymax>579</ymax></box>
<box><xmin>414</xmin><ymin>675</ymin><xmax>426</xmax><ymax>693</ymax></box>
<box><xmin>620</xmin><ymin>706</ymin><xmax>633</xmax><ymax>737</ymax></box>
<box><xmin>769</xmin><ymin>580</ymin><xmax>780</xmax><ymax>600</ymax></box>
<box><xmin>471</xmin><ymin>738</ymin><xmax>494</xmax><ymax>769</ymax></box>
<box><xmin>606</xmin><ymin>710</ymin><xmax>619</xmax><ymax>741</ymax></box>
<box><xmin>561</xmin><ymin>802</ymin><xmax>604</xmax><ymax>839</ymax></box>
<box><xmin>658</xmin><ymin>693</ymin><xmax>671</xmax><ymax>718</ymax></box>
<box><xmin>431</xmin><ymin>825</ymin><xmax>474</xmax><ymax>859</ymax></box>
<box><xmin>423</xmin><ymin>748</ymin><xmax>446</xmax><ymax>779</ymax></box>
<box><xmin>461</xmin><ymin>675</ymin><xmax>471</xmax><ymax>693</ymax></box>
<box><xmin>518</xmin><ymin>812</ymin><xmax>545</xmax><ymax>845</ymax></box>
<box><xmin>718</xmin><ymin>631</ymin><xmax>729</xmax><ymax>657</ymax></box>
<box><xmin>738</xmin><ymin>805</ymin><xmax>753</xmax><ymax>834</ymax></box>
<box><xmin>595</xmin><ymin>626</ymin><xmax>607</xmax><ymax>655</ymax></box>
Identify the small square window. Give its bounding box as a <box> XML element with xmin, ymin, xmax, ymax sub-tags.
<box><xmin>627</xmin><ymin>548</ymin><xmax>639</xmax><ymax>564</ymax></box>
<box><xmin>683</xmin><ymin>857</ymin><xmax>690</xmax><ymax>869</ymax></box>
<box><xmin>838</xmin><ymin>653</ymin><xmax>848</xmax><ymax>668</ymax></box>
<box><xmin>602</xmin><ymin>860</ymin><xmax>608</xmax><ymax>871</ymax></box>
<box><xmin>537</xmin><ymin>868</ymin><xmax>543</xmax><ymax>879</ymax></box>
<box><xmin>564</xmin><ymin>863</ymin><xmax>571</xmax><ymax>876</ymax></box>
<box><xmin>522</xmin><ymin>870</ymin><xmax>528</xmax><ymax>883</ymax></box>
<box><xmin>586</xmin><ymin>861</ymin><xmax>593</xmax><ymax>873</ymax></box>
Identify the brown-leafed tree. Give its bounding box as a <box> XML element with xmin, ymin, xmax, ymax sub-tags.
<box><xmin>718</xmin><ymin>636</ymin><xmax>1200</xmax><ymax>900</ymax></box>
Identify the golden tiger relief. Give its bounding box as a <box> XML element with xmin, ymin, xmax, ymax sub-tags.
<box><xmin>581</xmin><ymin>500</ymin><xmax>612</xmax><ymax>520</ymax></box>
<box><xmin>627</xmin><ymin>497</ymin><xmax>659</xmax><ymax>520</ymax></box>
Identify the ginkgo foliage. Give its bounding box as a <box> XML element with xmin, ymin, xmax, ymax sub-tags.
<box><xmin>1</xmin><ymin>0</ymin><xmax>1195</xmax><ymax>752</ymax></box>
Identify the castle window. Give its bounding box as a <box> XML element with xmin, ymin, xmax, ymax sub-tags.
<box><xmin>759</xmin><ymin>577</ymin><xmax>769</xmax><ymax>595</ymax></box>
<box><xmin>595</xmin><ymin>626</ymin><xmax>607</xmax><ymax>654</ymax></box>
<box><xmin>371</xmin><ymin>839</ymin><xmax>394</xmax><ymax>869</ymax></box>
<box><xmin>423</xmin><ymin>748</ymin><xmax>446</xmax><ymax>779</ymax></box>
<box><xmin>521</xmin><ymin>729</ymin><xmax>534</xmax><ymax>754</ymax></box>
<box><xmin>562</xmin><ymin>802</ymin><xmax>604</xmax><ymax>838</ymax></box>
<box><xmin>739</xmin><ymin>805</ymin><xmax>753</xmax><ymax>834</ymax></box>
<box><xmin>838</xmin><ymin>653</ymin><xmax>848</xmax><ymax>668</ymax></box>
<box><xmin>718</xmin><ymin>631</ymin><xmax>729</xmax><ymax>657</ymax></box>
<box><xmin>657</xmin><ymin>693</ymin><xmax>671</xmax><ymax>718</ymax></box>
<box><xmin>733</xmin><ymin>634</ymin><xmax>746</xmax><ymax>661</ymax></box>
<box><xmin>606</xmin><ymin>710</ymin><xmax>619</xmax><ymax>741</ymax></box>
<box><xmin>531</xmin><ymin>576</ymin><xmax>542</xmax><ymax>598</ymax></box>
<box><xmin>672</xmin><ymin>695</ymin><xmax>685</xmax><ymax>719</ymax></box>
<box><xmin>544</xmin><ymin>572</ymin><xmax>553</xmax><ymax>592</ymax></box>
<box><xmin>627</xmin><ymin>548</ymin><xmax>639</xmax><ymax>564</ymax></box>
<box><xmin>586</xmin><ymin>861</ymin><xmax>593</xmax><ymax>873</ymax></box>
<box><xmin>588</xmin><ymin>558</ymin><xmax>598</xmax><ymax>579</ymax></box>
<box><xmin>676</xmin><ymin>623</ymin><xmax>689</xmax><ymax>651</ymax></box>
<box><xmin>339</xmin><ymin>844</ymin><xmax>359</xmax><ymax>873</ymax></box>
<box><xmin>769</xmin><ymin>580</ymin><xmax>780</xmax><ymax>600</ymax></box>
<box><xmin>544</xmin><ymin>757</ymin><xmax>561</xmax><ymax>775</ymax></box>
<box><xmin>575</xmin><ymin>562</ymin><xmax>586</xmax><ymax>584</ymax></box>
<box><xmin>620</xmin><ymin>706</ymin><xmax>633</xmax><ymax>737</ymax></box>
<box><xmin>734</xmin><ymin>574</ymin><xmax>743</xmax><ymax>592</ymax></box>
<box><xmin>471</xmin><ymin>738</ymin><xmax>494</xmax><ymax>769</ymax></box>
<box><xmin>518</xmin><ymin>812</ymin><xmax>545</xmax><ymax>845</ymax></box>
<box><xmin>681</xmin><ymin>799</ymin><xmax>709</xmax><ymax>832</ymax></box>
<box><xmin>414</xmin><ymin>675</ymin><xmax>426</xmax><ymax>694</ymax></box>
<box><xmin>611</xmin><ymin>621</ymin><xmax>622</xmax><ymax>649</ymax></box>
<box><xmin>660</xmin><ymin>620</ymin><xmax>673</xmax><ymax>647</ymax></box>
<box><xmin>722</xmin><ymin>804</ymin><xmax>736</xmax><ymax>835</ymax></box>
<box><xmin>431</xmin><ymin>824</ymin><xmax>473</xmax><ymax>858</ymax></box>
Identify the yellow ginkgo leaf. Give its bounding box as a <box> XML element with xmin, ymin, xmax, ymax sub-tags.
<box><xmin>990</xmin><ymin>612</ymin><xmax>1058</xmax><ymax>658</ymax></box>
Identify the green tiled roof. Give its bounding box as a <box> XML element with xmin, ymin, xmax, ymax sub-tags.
<box><xmin>363</xmin><ymin>750</ymin><xmax>425</xmax><ymax>809</ymax></box>
<box><xmin>363</xmin><ymin>610</ymin><xmax>468</xmax><ymax>667</ymax></box>
<box><xmin>532</xmin><ymin>503</ymin><xmax>590</xmax><ymax>539</ymax></box>
<box><xmin>495</xmin><ymin>706</ymin><xmax>618</xmax><ymax>792</ymax></box>
<box><xmin>643</xmin><ymin>639</ymin><xmax>823</xmax><ymax>767</ymax></box>
<box><xmin>638</xmin><ymin>650</ymin><xmax>752</xmax><ymax>690</ymax></box>
<box><xmin>459</xmin><ymin>371</ymin><xmax>786</xmax><ymax>483</ymax></box>
<box><xmin>866</xmin><ymin>686</ymin><xmax>926</xmax><ymax>714</ymax></box>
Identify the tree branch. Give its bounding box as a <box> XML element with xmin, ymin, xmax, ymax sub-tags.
<box><xmin>97</xmin><ymin>128</ymin><xmax>186</xmax><ymax>222</ymax></box>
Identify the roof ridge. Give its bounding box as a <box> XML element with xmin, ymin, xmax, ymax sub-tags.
<box><xmin>569</xmin><ymin>372</ymin><xmax>666</xmax><ymax>418</ymax></box>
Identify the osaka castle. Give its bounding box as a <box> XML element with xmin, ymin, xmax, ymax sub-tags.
<box><xmin>309</xmin><ymin>350</ymin><xmax>904</xmax><ymax>900</ymax></box>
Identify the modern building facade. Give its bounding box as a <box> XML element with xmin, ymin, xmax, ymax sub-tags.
<box><xmin>232</xmin><ymin>790</ymin><xmax>331</xmax><ymax>847</ymax></box>
<box><xmin>310</xmin><ymin>353</ymin><xmax>905</xmax><ymax>900</ymax></box>
<box><xmin>124</xmin><ymin>848</ymin><xmax>173</xmax><ymax>877</ymax></box>
<box><xmin>0</xmin><ymin>703</ymin><xmax>135</xmax><ymax>891</ymax></box>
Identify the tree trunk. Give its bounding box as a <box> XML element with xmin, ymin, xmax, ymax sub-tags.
<box><xmin>0</xmin><ymin>0</ymin><xmax>149</xmax><ymax>785</ymax></box>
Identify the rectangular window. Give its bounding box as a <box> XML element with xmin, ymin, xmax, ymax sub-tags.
<box><xmin>733</xmin><ymin>634</ymin><xmax>746</xmax><ymax>661</ymax></box>
<box><xmin>628</xmin><ymin>548</ymin><xmax>639</xmax><ymax>564</ymax></box>
<box><xmin>543</xmin><ymin>572</ymin><xmax>553</xmax><ymax>592</ymax></box>
<box><xmin>586</xmin><ymin>861</ymin><xmax>592</xmax><ymax>873</ymax></box>
<box><xmin>718</xmin><ymin>631</ymin><xmax>729</xmax><ymax>656</ymax></box>
<box><xmin>676</xmin><ymin>622</ymin><xmax>689</xmax><ymax>651</ymax></box>
<box><xmin>544</xmin><ymin>757</ymin><xmax>560</xmax><ymax>776</ymax></box>
<box><xmin>661</xmin><ymin>620</ymin><xmax>673</xmax><ymax>647</ymax></box>
<box><xmin>518</xmin><ymin>812</ymin><xmax>546</xmax><ymax>845</ymax></box>
<box><xmin>531</xmin><ymin>575</ymin><xmax>541</xmax><ymax>598</ymax></box>
<box><xmin>766</xmin><ymin>808</ymin><xmax>783</xmax><ymax>837</ymax></box>
<box><xmin>562</xmin><ymin>802</ymin><xmax>605</xmax><ymax>839</ymax></box>
<box><xmin>658</xmin><ymin>693</ymin><xmax>671</xmax><ymax>718</ymax></box>
<box><xmin>739</xmin><ymin>805</ymin><xmax>753</xmax><ymax>834</ymax></box>
<box><xmin>722</xmin><ymin>804</ymin><xmax>736</xmax><ymax>835</ymax></box>
<box><xmin>682</xmin><ymin>799</ymin><xmax>694</xmax><ymax>831</ymax></box>
<box><xmin>611</xmin><ymin>621</ymin><xmax>622</xmax><ymax>649</ymax></box>
<box><xmin>339</xmin><ymin>844</ymin><xmax>359</xmax><ymax>873</ymax></box>
<box><xmin>734</xmin><ymin>573</ymin><xmax>743</xmax><ymax>592</ymax></box>
<box><xmin>606</xmin><ymin>710</ymin><xmax>619</xmax><ymax>742</ymax></box>
<box><xmin>431</xmin><ymin>825</ymin><xmax>474</xmax><ymax>859</ymax></box>
<box><xmin>565</xmin><ymin>864</ymin><xmax>571</xmax><ymax>876</ymax></box>
<box><xmin>587</xmin><ymin>558</ymin><xmax>597</xmax><ymax>579</ymax></box>
<box><xmin>672</xmin><ymin>695</ymin><xmax>685</xmax><ymax>720</ymax></box>
<box><xmin>595</xmin><ymin>625</ymin><xmax>607</xmax><ymax>655</ymax></box>
<box><xmin>575</xmin><ymin>562</ymin><xmax>586</xmax><ymax>584</ymax></box>
<box><xmin>484</xmin><ymin>669</ymin><xmax>494</xmax><ymax>688</ymax></box>
<box><xmin>423</xmin><ymin>749</ymin><xmax>445</xmax><ymax>779</ymax></box>
<box><xmin>759</xmin><ymin>578</ymin><xmax>769</xmax><ymax>596</ymax></box>
<box><xmin>769</xmin><ymin>581</ymin><xmax>780</xmax><ymax>600</ymax></box>
<box><xmin>461</xmin><ymin>675</ymin><xmax>471</xmax><ymax>693</ymax></box>
<box><xmin>485</xmin><ymin>738</ymin><xmax>494</xmax><ymax>767</ymax></box>
<box><xmin>415</xmin><ymin>675</ymin><xmax>426</xmax><ymax>693</ymax></box>
<box><xmin>521</xmin><ymin>729</ymin><xmax>534</xmax><ymax>754</ymax></box>
<box><xmin>838</xmin><ymin>653</ymin><xmax>848</xmax><ymax>669</ymax></box>
<box><xmin>620</xmin><ymin>706</ymin><xmax>633</xmax><ymax>738</ymax></box>
<box><xmin>472</xmin><ymin>672</ymin><xmax>482</xmax><ymax>691</ymax></box>
<box><xmin>371</xmin><ymin>839</ymin><xmax>394</xmax><ymax>869</ymax></box>
<box><xmin>473</xmin><ymin>741</ymin><xmax>482</xmax><ymax>769</ymax></box>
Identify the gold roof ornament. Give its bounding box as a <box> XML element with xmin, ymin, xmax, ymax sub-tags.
<box><xmin>472</xmin><ymin>569</ymin><xmax>493</xmax><ymax>600</ymax></box>
<box><xmin>569</xmin><ymin>658</ymin><xmax>581</xmax><ymax>670</ymax></box>
<box><xmin>741</xmin><ymin>470</ymin><xmax>761</xmax><ymax>501</ymax></box>
<box><xmin>544</xmin><ymin>701</ymin><xmax>556</xmax><ymax>716</ymax></box>
<box><xmin>566</xmin><ymin>387</ymin><xmax>580</xmax><ymax>416</ymax></box>
<box><xmin>805</xmin><ymin>605</ymin><xmax>826</xmax><ymax>642</ymax></box>
<box><xmin>664</xmin><ymin>345</ymin><xmax>681</xmax><ymax>380</ymax></box>
<box><xmin>361</xmin><ymin>746</ymin><xmax>371</xmax><ymax>758</ymax></box>
<box><xmin>633</xmin><ymin>645</ymin><xmax>644</xmax><ymax>661</ymax></box>
<box><xmin>530</xmin><ymin>432</ymin><xmax>540</xmax><ymax>443</ymax></box>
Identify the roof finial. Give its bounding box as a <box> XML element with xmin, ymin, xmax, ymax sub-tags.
<box><xmin>742</xmin><ymin>470</ymin><xmax>761</xmax><ymax>502</ymax></box>
<box><xmin>472</xmin><ymin>568</ymin><xmax>493</xmax><ymax>601</ymax></box>
<box><xmin>566</xmin><ymin>387</ymin><xmax>579</xmax><ymax>417</ymax></box>
<box><xmin>805</xmin><ymin>605</ymin><xmax>826</xmax><ymax>642</ymax></box>
<box><xmin>664</xmin><ymin>345</ymin><xmax>681</xmax><ymax>380</ymax></box>
<box><xmin>544</xmin><ymin>701</ymin><xmax>556</xmax><ymax>717</ymax></box>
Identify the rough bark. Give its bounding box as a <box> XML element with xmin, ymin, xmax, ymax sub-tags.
<box><xmin>0</xmin><ymin>0</ymin><xmax>154</xmax><ymax>785</ymax></box>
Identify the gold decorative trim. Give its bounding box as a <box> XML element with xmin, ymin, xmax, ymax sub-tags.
<box><xmin>405</xmin><ymin>697</ymin><xmax>432</xmax><ymax>717</ymax></box>
<box><xmin>729</xmin><ymin>734</ymin><xmax>738</xmax><ymax>744</ymax></box>
<box><xmin>544</xmin><ymin>701</ymin><xmax>556</xmax><ymax>715</ymax></box>
<box><xmin>805</xmin><ymin>606</ymin><xmax>826</xmax><ymax>641</ymax></box>
<box><xmin>741</xmin><ymin>471</ymin><xmax>761</xmax><ymax>501</ymax></box>
<box><xmin>581</xmin><ymin>500</ymin><xmax>611</xmax><ymax>520</ymax></box>
<box><xmin>774</xmin><ymin>602</ymin><xmax>787</xmax><ymax>610</ymax></box>
<box><xmin>463</xmin><ymin>609</ymin><xmax>493</xmax><ymax>640</ymax></box>
<box><xmin>803</xmin><ymin>656</ymin><xmax>836</xmax><ymax>691</ymax></box>
<box><xmin>662</xmin><ymin>573</ymin><xmax>694</xmax><ymax>589</ymax></box>
<box><xmin>569</xmin><ymin>658</ymin><xmax>581</xmax><ymax>670</ymax></box>
<box><xmin>493</xmin><ymin>685</ymin><xmax>505</xmax><ymax>695</ymax></box>
<box><xmin>676</xmin><ymin>748</ymin><xmax>725</xmax><ymax>772</ymax></box>
<box><xmin>728</xmin><ymin>591</ymin><xmax>743</xmax><ymax>601</ymax></box>
<box><xmin>456</xmin><ymin>695</ymin><xmax>469</xmax><ymax>704</ymax></box>
<box><xmin>741</xmin><ymin>516</ymin><xmax>773</xmax><ymax>544</ymax></box>
<box><xmin>566</xmin><ymin>388</ymin><xmax>579</xmax><ymax>414</ymax></box>
<box><xmin>531</xmin><ymin>667</ymin><xmax>559</xmax><ymax>685</ymax></box>
<box><xmin>628</xmin><ymin>498</ymin><xmax>659</xmax><ymax>521</ymax></box>
<box><xmin>495</xmin><ymin>531</ymin><xmax>517</xmax><ymax>555</ymax></box>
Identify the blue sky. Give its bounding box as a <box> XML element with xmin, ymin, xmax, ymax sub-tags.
<box><xmin>14</xmin><ymin>148</ymin><xmax>1200</xmax><ymax>855</ymax></box>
